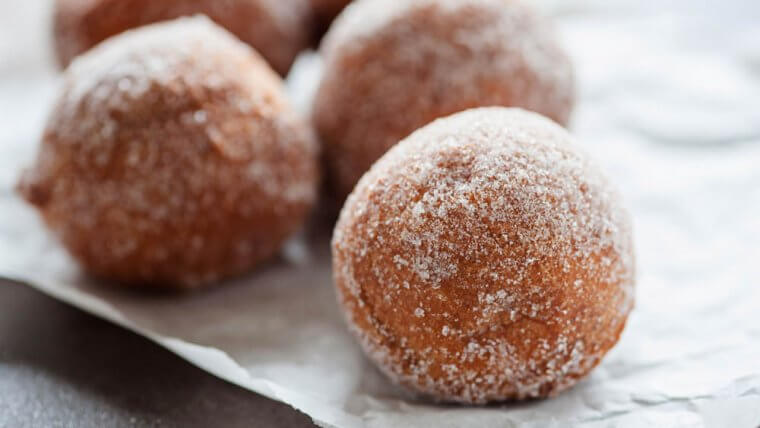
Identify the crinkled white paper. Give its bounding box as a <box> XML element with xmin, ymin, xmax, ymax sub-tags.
<box><xmin>1</xmin><ymin>1</ymin><xmax>759</xmax><ymax>427</ymax></box>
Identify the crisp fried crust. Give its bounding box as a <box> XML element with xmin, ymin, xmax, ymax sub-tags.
<box><xmin>20</xmin><ymin>18</ymin><xmax>319</xmax><ymax>289</ymax></box>
<box><xmin>52</xmin><ymin>0</ymin><xmax>313</xmax><ymax>74</ymax></box>
<box><xmin>332</xmin><ymin>108</ymin><xmax>634</xmax><ymax>403</ymax></box>
<box><xmin>314</xmin><ymin>0</ymin><xmax>576</xmax><ymax>202</ymax></box>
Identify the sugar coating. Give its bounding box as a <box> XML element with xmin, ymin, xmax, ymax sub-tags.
<box><xmin>19</xmin><ymin>17</ymin><xmax>319</xmax><ymax>288</ymax></box>
<box><xmin>314</xmin><ymin>0</ymin><xmax>575</xmax><ymax>200</ymax></box>
<box><xmin>332</xmin><ymin>108</ymin><xmax>635</xmax><ymax>403</ymax></box>
<box><xmin>53</xmin><ymin>0</ymin><xmax>313</xmax><ymax>74</ymax></box>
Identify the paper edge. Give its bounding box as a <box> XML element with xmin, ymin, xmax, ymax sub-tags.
<box><xmin>0</xmin><ymin>268</ymin><xmax>361</xmax><ymax>428</ymax></box>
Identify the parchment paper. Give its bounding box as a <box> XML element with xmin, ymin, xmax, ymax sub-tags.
<box><xmin>1</xmin><ymin>1</ymin><xmax>759</xmax><ymax>427</ymax></box>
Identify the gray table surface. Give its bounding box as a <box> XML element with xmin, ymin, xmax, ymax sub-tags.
<box><xmin>0</xmin><ymin>279</ymin><xmax>315</xmax><ymax>428</ymax></box>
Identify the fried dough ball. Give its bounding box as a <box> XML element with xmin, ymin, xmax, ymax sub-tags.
<box><xmin>332</xmin><ymin>108</ymin><xmax>634</xmax><ymax>403</ymax></box>
<box><xmin>53</xmin><ymin>0</ymin><xmax>313</xmax><ymax>75</ymax></box>
<box><xmin>314</xmin><ymin>0</ymin><xmax>575</xmax><ymax>201</ymax></box>
<box><xmin>19</xmin><ymin>17</ymin><xmax>319</xmax><ymax>289</ymax></box>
